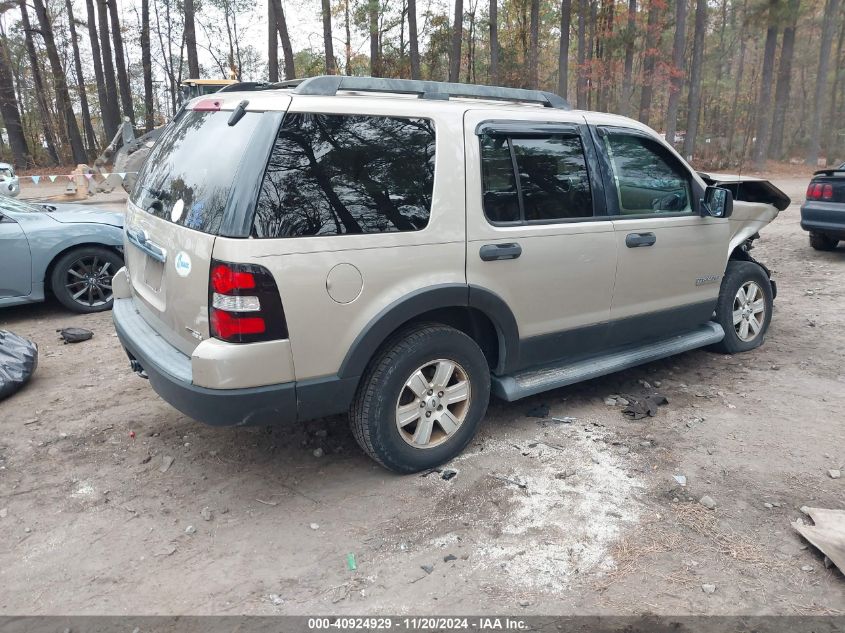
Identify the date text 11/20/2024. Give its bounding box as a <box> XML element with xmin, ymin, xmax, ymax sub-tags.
<box><xmin>307</xmin><ymin>617</ymin><xmax>529</xmax><ymax>630</ymax></box>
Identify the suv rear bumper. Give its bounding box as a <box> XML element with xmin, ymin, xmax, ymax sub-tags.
<box><xmin>800</xmin><ymin>201</ymin><xmax>845</xmax><ymax>238</ymax></box>
<box><xmin>112</xmin><ymin>298</ymin><xmax>297</xmax><ymax>426</ymax></box>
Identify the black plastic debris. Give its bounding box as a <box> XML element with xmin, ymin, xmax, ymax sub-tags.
<box><xmin>0</xmin><ymin>330</ymin><xmax>38</xmax><ymax>401</ymax></box>
<box><xmin>440</xmin><ymin>468</ymin><xmax>458</xmax><ymax>481</ymax></box>
<box><xmin>622</xmin><ymin>393</ymin><xmax>669</xmax><ymax>420</ymax></box>
<box><xmin>57</xmin><ymin>327</ymin><xmax>94</xmax><ymax>344</ymax></box>
<box><xmin>525</xmin><ymin>403</ymin><xmax>550</xmax><ymax>418</ymax></box>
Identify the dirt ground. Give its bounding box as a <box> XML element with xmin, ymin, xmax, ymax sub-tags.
<box><xmin>0</xmin><ymin>176</ymin><xmax>843</xmax><ymax>616</ymax></box>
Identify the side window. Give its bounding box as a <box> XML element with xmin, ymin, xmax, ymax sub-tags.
<box><xmin>602</xmin><ymin>132</ymin><xmax>693</xmax><ymax>215</ymax></box>
<box><xmin>252</xmin><ymin>113</ymin><xmax>435</xmax><ymax>238</ymax></box>
<box><xmin>480</xmin><ymin>132</ymin><xmax>593</xmax><ymax>224</ymax></box>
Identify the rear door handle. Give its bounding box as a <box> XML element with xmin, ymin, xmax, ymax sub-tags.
<box><xmin>625</xmin><ymin>232</ymin><xmax>657</xmax><ymax>248</ymax></box>
<box><xmin>127</xmin><ymin>228</ymin><xmax>167</xmax><ymax>263</ymax></box>
<box><xmin>479</xmin><ymin>243</ymin><xmax>522</xmax><ymax>261</ymax></box>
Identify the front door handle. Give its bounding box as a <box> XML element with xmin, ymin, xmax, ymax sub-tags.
<box><xmin>479</xmin><ymin>243</ymin><xmax>522</xmax><ymax>261</ymax></box>
<box><xmin>625</xmin><ymin>232</ymin><xmax>657</xmax><ymax>248</ymax></box>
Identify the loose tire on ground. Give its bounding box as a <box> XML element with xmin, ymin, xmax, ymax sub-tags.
<box><xmin>809</xmin><ymin>232</ymin><xmax>839</xmax><ymax>251</ymax></box>
<box><xmin>50</xmin><ymin>246</ymin><xmax>124</xmax><ymax>313</ymax></box>
<box><xmin>710</xmin><ymin>260</ymin><xmax>774</xmax><ymax>354</ymax></box>
<box><xmin>349</xmin><ymin>323</ymin><xmax>491</xmax><ymax>473</ymax></box>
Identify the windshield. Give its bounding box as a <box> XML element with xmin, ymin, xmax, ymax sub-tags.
<box><xmin>0</xmin><ymin>196</ymin><xmax>41</xmax><ymax>214</ymax></box>
<box><xmin>0</xmin><ymin>168</ymin><xmax>13</xmax><ymax>179</ymax></box>
<box><xmin>131</xmin><ymin>109</ymin><xmax>261</xmax><ymax>233</ymax></box>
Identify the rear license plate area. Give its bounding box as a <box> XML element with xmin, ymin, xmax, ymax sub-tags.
<box><xmin>144</xmin><ymin>257</ymin><xmax>164</xmax><ymax>292</ymax></box>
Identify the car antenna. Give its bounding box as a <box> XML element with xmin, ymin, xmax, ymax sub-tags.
<box><xmin>228</xmin><ymin>100</ymin><xmax>249</xmax><ymax>127</ymax></box>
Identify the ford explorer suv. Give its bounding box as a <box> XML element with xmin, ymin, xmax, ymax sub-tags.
<box><xmin>111</xmin><ymin>76</ymin><xmax>790</xmax><ymax>473</ymax></box>
<box><xmin>801</xmin><ymin>164</ymin><xmax>845</xmax><ymax>250</ymax></box>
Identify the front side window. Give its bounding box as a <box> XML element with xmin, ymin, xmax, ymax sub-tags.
<box><xmin>480</xmin><ymin>132</ymin><xmax>593</xmax><ymax>224</ymax></box>
<box><xmin>252</xmin><ymin>113</ymin><xmax>435</xmax><ymax>238</ymax></box>
<box><xmin>602</xmin><ymin>132</ymin><xmax>693</xmax><ymax>215</ymax></box>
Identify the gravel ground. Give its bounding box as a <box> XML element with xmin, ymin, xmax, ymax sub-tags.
<box><xmin>0</xmin><ymin>176</ymin><xmax>843</xmax><ymax>615</ymax></box>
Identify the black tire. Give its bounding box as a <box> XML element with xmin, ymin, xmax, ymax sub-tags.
<box><xmin>709</xmin><ymin>261</ymin><xmax>773</xmax><ymax>354</ymax></box>
<box><xmin>50</xmin><ymin>246</ymin><xmax>124</xmax><ymax>313</ymax></box>
<box><xmin>349</xmin><ymin>323</ymin><xmax>491</xmax><ymax>474</ymax></box>
<box><xmin>809</xmin><ymin>232</ymin><xmax>839</xmax><ymax>251</ymax></box>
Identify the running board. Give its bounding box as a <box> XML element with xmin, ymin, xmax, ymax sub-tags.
<box><xmin>492</xmin><ymin>322</ymin><xmax>725</xmax><ymax>402</ymax></box>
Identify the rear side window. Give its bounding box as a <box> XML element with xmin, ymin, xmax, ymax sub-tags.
<box><xmin>131</xmin><ymin>110</ymin><xmax>262</xmax><ymax>233</ymax></box>
<box><xmin>252</xmin><ymin>113</ymin><xmax>435</xmax><ymax>238</ymax></box>
<box><xmin>480</xmin><ymin>133</ymin><xmax>593</xmax><ymax>223</ymax></box>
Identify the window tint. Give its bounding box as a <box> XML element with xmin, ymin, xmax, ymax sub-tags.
<box><xmin>131</xmin><ymin>110</ymin><xmax>262</xmax><ymax>233</ymax></box>
<box><xmin>252</xmin><ymin>113</ymin><xmax>435</xmax><ymax>238</ymax></box>
<box><xmin>480</xmin><ymin>132</ymin><xmax>593</xmax><ymax>223</ymax></box>
<box><xmin>602</xmin><ymin>133</ymin><xmax>692</xmax><ymax>215</ymax></box>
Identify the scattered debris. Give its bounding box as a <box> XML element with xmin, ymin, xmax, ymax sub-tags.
<box><xmin>701</xmin><ymin>583</ymin><xmax>717</xmax><ymax>594</ymax></box>
<box><xmin>443</xmin><ymin>554</ymin><xmax>457</xmax><ymax>562</ymax></box>
<box><xmin>56</xmin><ymin>327</ymin><xmax>93</xmax><ymax>344</ymax></box>
<box><xmin>312</xmin><ymin>447</ymin><xmax>324</xmax><ymax>458</ymax></box>
<box><xmin>555</xmin><ymin>469</ymin><xmax>577</xmax><ymax>480</ymax></box>
<box><xmin>764</xmin><ymin>503</ymin><xmax>773</xmax><ymax>509</ymax></box>
<box><xmin>346</xmin><ymin>553</ymin><xmax>357</xmax><ymax>571</ymax></box>
<box><xmin>829</xmin><ymin>469</ymin><xmax>841</xmax><ymax>479</ymax></box>
<box><xmin>23</xmin><ymin>418</ymin><xmax>39</xmax><ymax>425</ymax></box>
<box><xmin>159</xmin><ymin>455</ymin><xmax>174</xmax><ymax>473</ymax></box>
<box><xmin>185</xmin><ymin>525</ymin><xmax>196</xmax><ymax>535</ymax></box>
<box><xmin>267</xmin><ymin>594</ymin><xmax>284</xmax><ymax>606</ymax></box>
<box><xmin>673</xmin><ymin>475</ymin><xmax>687</xmax><ymax>487</ymax></box>
<box><xmin>622</xmin><ymin>394</ymin><xmax>669</xmax><ymax>420</ymax></box>
<box><xmin>518</xmin><ymin>600</ymin><xmax>530</xmax><ymax>608</ymax></box>
<box><xmin>420</xmin><ymin>564</ymin><xmax>434</xmax><ymax>574</ymax></box>
<box><xmin>699</xmin><ymin>495</ymin><xmax>717</xmax><ymax>510</ymax></box>
<box><xmin>551</xmin><ymin>416</ymin><xmax>577</xmax><ymax>424</ymax></box>
<box><xmin>525</xmin><ymin>404</ymin><xmax>550</xmax><ymax>418</ymax></box>
<box><xmin>440</xmin><ymin>468</ymin><xmax>458</xmax><ymax>481</ymax></box>
<box><xmin>255</xmin><ymin>499</ymin><xmax>278</xmax><ymax>506</ymax></box>
<box><xmin>0</xmin><ymin>330</ymin><xmax>38</xmax><ymax>401</ymax></box>
<box><xmin>140</xmin><ymin>454</ymin><xmax>152</xmax><ymax>464</ymax></box>
<box><xmin>309</xmin><ymin>523</ymin><xmax>320</xmax><ymax>530</ymax></box>
<box><xmin>200</xmin><ymin>507</ymin><xmax>213</xmax><ymax>521</ymax></box>
<box><xmin>792</xmin><ymin>507</ymin><xmax>845</xmax><ymax>574</ymax></box>
<box><xmin>801</xmin><ymin>565</ymin><xmax>814</xmax><ymax>572</ymax></box>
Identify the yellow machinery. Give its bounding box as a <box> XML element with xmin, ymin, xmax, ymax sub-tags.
<box><xmin>178</xmin><ymin>79</ymin><xmax>238</xmax><ymax>104</ymax></box>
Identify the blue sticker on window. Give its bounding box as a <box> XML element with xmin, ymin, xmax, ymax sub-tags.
<box><xmin>185</xmin><ymin>201</ymin><xmax>205</xmax><ymax>229</ymax></box>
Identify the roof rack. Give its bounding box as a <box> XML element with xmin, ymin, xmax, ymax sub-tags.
<box><xmin>277</xmin><ymin>76</ymin><xmax>571</xmax><ymax>110</ymax></box>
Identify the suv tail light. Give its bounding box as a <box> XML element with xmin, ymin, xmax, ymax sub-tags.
<box><xmin>806</xmin><ymin>182</ymin><xmax>834</xmax><ymax>201</ymax></box>
<box><xmin>209</xmin><ymin>260</ymin><xmax>288</xmax><ymax>343</ymax></box>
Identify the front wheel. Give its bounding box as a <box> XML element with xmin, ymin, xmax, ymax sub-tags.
<box><xmin>710</xmin><ymin>261</ymin><xmax>773</xmax><ymax>354</ymax></box>
<box><xmin>50</xmin><ymin>246</ymin><xmax>124</xmax><ymax>313</ymax></box>
<box><xmin>349</xmin><ymin>323</ymin><xmax>491</xmax><ymax>473</ymax></box>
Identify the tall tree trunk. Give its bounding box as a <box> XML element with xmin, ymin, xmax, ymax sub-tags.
<box><xmin>369</xmin><ymin>0</ymin><xmax>380</xmax><ymax>76</ymax></box>
<box><xmin>18</xmin><ymin>0</ymin><xmax>59</xmax><ymax>164</ymax></box>
<box><xmin>752</xmin><ymin>1</ymin><xmax>779</xmax><ymax>170</ymax></box>
<box><xmin>66</xmin><ymin>0</ymin><xmax>97</xmax><ymax>155</ymax></box>
<box><xmin>271</xmin><ymin>0</ymin><xmax>296</xmax><ymax>80</ymax></box>
<box><xmin>108</xmin><ymin>0</ymin><xmax>134</xmax><ymax>123</ymax></box>
<box><xmin>97</xmin><ymin>0</ymin><xmax>121</xmax><ymax>136</ymax></box>
<box><xmin>141</xmin><ymin>0</ymin><xmax>154</xmax><ymax>130</ymax></box>
<box><xmin>558</xmin><ymin>0</ymin><xmax>572</xmax><ymax>98</ymax></box>
<box><xmin>184</xmin><ymin>0</ymin><xmax>200</xmax><ymax>77</ymax></box>
<box><xmin>0</xmin><ymin>35</ymin><xmax>31</xmax><ymax>167</ymax></box>
<box><xmin>665</xmin><ymin>0</ymin><xmax>687</xmax><ymax>143</ymax></box>
<box><xmin>726</xmin><ymin>0</ymin><xmax>748</xmax><ymax>159</ymax></box>
<box><xmin>449</xmin><ymin>0</ymin><xmax>463</xmax><ymax>82</ymax></box>
<box><xmin>32</xmin><ymin>0</ymin><xmax>87</xmax><ymax>164</ymax></box>
<box><xmin>489</xmin><ymin>0</ymin><xmax>498</xmax><ymax>84</ymax></box>
<box><xmin>806</xmin><ymin>0</ymin><xmax>840</xmax><ymax>164</ymax></box>
<box><xmin>528</xmin><ymin>0</ymin><xmax>539</xmax><ymax>89</ymax></box>
<box><xmin>620</xmin><ymin>0</ymin><xmax>636</xmax><ymax>116</ymax></box>
<box><xmin>321</xmin><ymin>0</ymin><xmax>336</xmax><ymax>73</ymax></box>
<box><xmin>768</xmin><ymin>0</ymin><xmax>798</xmax><ymax>160</ymax></box>
<box><xmin>268</xmin><ymin>0</ymin><xmax>278</xmax><ymax>80</ymax></box>
<box><xmin>409</xmin><ymin>0</ymin><xmax>420</xmax><ymax>78</ymax></box>
<box><xmin>682</xmin><ymin>0</ymin><xmax>707</xmax><ymax>159</ymax></box>
<box><xmin>344</xmin><ymin>0</ymin><xmax>352</xmax><ymax>75</ymax></box>
<box><xmin>576</xmin><ymin>0</ymin><xmax>587</xmax><ymax>107</ymax></box>
<box><xmin>638</xmin><ymin>0</ymin><xmax>659</xmax><ymax>125</ymax></box>
<box><xmin>823</xmin><ymin>13</ymin><xmax>845</xmax><ymax>164</ymax></box>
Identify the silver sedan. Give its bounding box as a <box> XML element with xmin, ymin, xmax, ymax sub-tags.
<box><xmin>0</xmin><ymin>197</ymin><xmax>124</xmax><ymax>313</ymax></box>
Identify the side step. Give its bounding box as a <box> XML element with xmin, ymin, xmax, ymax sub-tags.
<box><xmin>492</xmin><ymin>322</ymin><xmax>725</xmax><ymax>402</ymax></box>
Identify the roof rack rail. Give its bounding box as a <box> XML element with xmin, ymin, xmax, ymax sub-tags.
<box><xmin>278</xmin><ymin>76</ymin><xmax>571</xmax><ymax>110</ymax></box>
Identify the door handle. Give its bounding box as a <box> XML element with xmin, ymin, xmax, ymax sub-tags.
<box><xmin>479</xmin><ymin>243</ymin><xmax>522</xmax><ymax>261</ymax></box>
<box><xmin>127</xmin><ymin>228</ymin><xmax>167</xmax><ymax>263</ymax></box>
<box><xmin>625</xmin><ymin>232</ymin><xmax>657</xmax><ymax>248</ymax></box>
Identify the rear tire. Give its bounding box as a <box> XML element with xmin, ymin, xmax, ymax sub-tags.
<box><xmin>50</xmin><ymin>246</ymin><xmax>123</xmax><ymax>313</ymax></box>
<box><xmin>710</xmin><ymin>261</ymin><xmax>773</xmax><ymax>354</ymax></box>
<box><xmin>809</xmin><ymin>232</ymin><xmax>839</xmax><ymax>251</ymax></box>
<box><xmin>349</xmin><ymin>323</ymin><xmax>491</xmax><ymax>474</ymax></box>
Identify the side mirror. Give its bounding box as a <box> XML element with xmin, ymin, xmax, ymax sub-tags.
<box><xmin>701</xmin><ymin>186</ymin><xmax>733</xmax><ymax>218</ymax></box>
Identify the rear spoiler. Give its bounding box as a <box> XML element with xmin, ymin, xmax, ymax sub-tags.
<box><xmin>697</xmin><ymin>172</ymin><xmax>791</xmax><ymax>212</ymax></box>
<box><xmin>812</xmin><ymin>168</ymin><xmax>845</xmax><ymax>178</ymax></box>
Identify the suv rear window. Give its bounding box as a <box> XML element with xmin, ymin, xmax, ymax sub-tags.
<box><xmin>252</xmin><ymin>113</ymin><xmax>435</xmax><ymax>238</ymax></box>
<box><xmin>131</xmin><ymin>110</ymin><xmax>262</xmax><ymax>233</ymax></box>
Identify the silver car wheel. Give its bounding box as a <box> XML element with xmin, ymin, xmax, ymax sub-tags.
<box><xmin>65</xmin><ymin>255</ymin><xmax>114</xmax><ymax>308</ymax></box>
<box><xmin>395</xmin><ymin>358</ymin><xmax>471</xmax><ymax>449</ymax></box>
<box><xmin>732</xmin><ymin>281</ymin><xmax>766</xmax><ymax>342</ymax></box>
